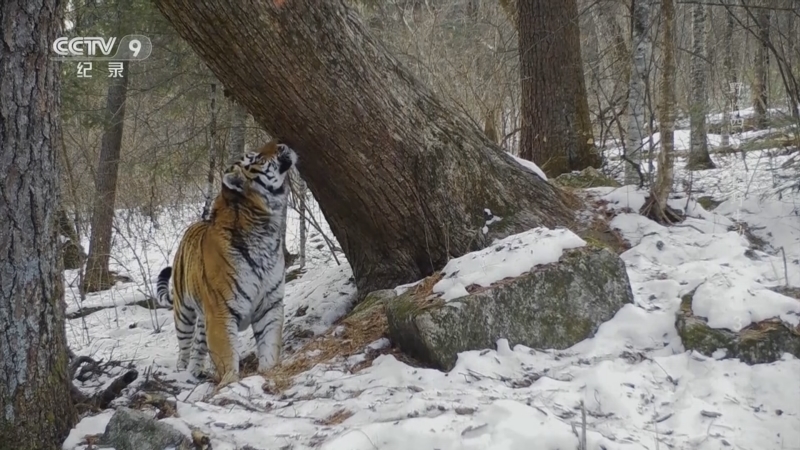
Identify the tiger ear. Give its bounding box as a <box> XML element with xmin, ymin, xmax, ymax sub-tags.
<box><xmin>223</xmin><ymin>170</ymin><xmax>245</xmax><ymax>193</ymax></box>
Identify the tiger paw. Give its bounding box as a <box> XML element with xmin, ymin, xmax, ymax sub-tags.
<box><xmin>189</xmin><ymin>366</ymin><xmax>212</xmax><ymax>382</ymax></box>
<box><xmin>213</xmin><ymin>371</ymin><xmax>240</xmax><ymax>393</ymax></box>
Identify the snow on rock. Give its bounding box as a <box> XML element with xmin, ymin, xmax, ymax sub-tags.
<box><xmin>507</xmin><ymin>152</ymin><xmax>548</xmax><ymax>181</ymax></box>
<box><xmin>62</xmin><ymin>410</ymin><xmax>115</xmax><ymax>449</ymax></box>
<box><xmin>432</xmin><ymin>227</ymin><xmax>586</xmax><ymax>301</ymax></box>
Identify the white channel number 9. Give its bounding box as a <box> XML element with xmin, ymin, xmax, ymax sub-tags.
<box><xmin>129</xmin><ymin>39</ymin><xmax>141</xmax><ymax>58</ymax></box>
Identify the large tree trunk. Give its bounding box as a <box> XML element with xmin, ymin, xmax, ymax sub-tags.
<box><xmin>517</xmin><ymin>0</ymin><xmax>600</xmax><ymax>176</ymax></box>
<box><xmin>686</xmin><ymin>3</ymin><xmax>715</xmax><ymax>170</ymax></box>
<box><xmin>625</xmin><ymin>0</ymin><xmax>653</xmax><ymax>186</ymax></box>
<box><xmin>753</xmin><ymin>5</ymin><xmax>770</xmax><ymax>129</ymax></box>
<box><xmin>154</xmin><ymin>0</ymin><xmax>577</xmax><ymax>297</ymax></box>
<box><xmin>0</xmin><ymin>0</ymin><xmax>78</xmax><ymax>446</ymax></box>
<box><xmin>83</xmin><ymin>61</ymin><xmax>130</xmax><ymax>293</ymax></box>
<box><xmin>642</xmin><ymin>0</ymin><xmax>679</xmax><ymax>224</ymax></box>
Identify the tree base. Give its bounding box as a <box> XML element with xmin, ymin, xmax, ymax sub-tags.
<box><xmin>639</xmin><ymin>195</ymin><xmax>684</xmax><ymax>225</ymax></box>
<box><xmin>685</xmin><ymin>158</ymin><xmax>717</xmax><ymax>171</ymax></box>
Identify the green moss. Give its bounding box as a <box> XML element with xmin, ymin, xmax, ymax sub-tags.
<box><xmin>696</xmin><ymin>196</ymin><xmax>722</xmax><ymax>211</ymax></box>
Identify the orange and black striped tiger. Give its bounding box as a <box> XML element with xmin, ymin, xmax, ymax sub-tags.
<box><xmin>156</xmin><ymin>139</ymin><xmax>297</xmax><ymax>387</ymax></box>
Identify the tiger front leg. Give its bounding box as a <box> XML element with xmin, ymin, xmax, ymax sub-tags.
<box><xmin>205</xmin><ymin>313</ymin><xmax>240</xmax><ymax>388</ymax></box>
<box><xmin>252</xmin><ymin>299</ymin><xmax>284</xmax><ymax>373</ymax></box>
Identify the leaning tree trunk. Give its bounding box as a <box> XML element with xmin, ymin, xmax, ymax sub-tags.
<box><xmin>517</xmin><ymin>0</ymin><xmax>600</xmax><ymax>176</ymax></box>
<box><xmin>686</xmin><ymin>2</ymin><xmax>715</xmax><ymax>170</ymax></box>
<box><xmin>626</xmin><ymin>0</ymin><xmax>653</xmax><ymax>186</ymax></box>
<box><xmin>753</xmin><ymin>5</ymin><xmax>770</xmax><ymax>129</ymax></box>
<box><xmin>154</xmin><ymin>0</ymin><xmax>577</xmax><ymax>297</ymax></box>
<box><xmin>83</xmin><ymin>61</ymin><xmax>130</xmax><ymax>293</ymax></box>
<box><xmin>0</xmin><ymin>0</ymin><xmax>78</xmax><ymax>446</ymax></box>
<box><xmin>642</xmin><ymin>0</ymin><xmax>680</xmax><ymax>224</ymax></box>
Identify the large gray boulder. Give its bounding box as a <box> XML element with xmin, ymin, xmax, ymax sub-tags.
<box><xmin>385</xmin><ymin>246</ymin><xmax>634</xmax><ymax>370</ymax></box>
<box><xmin>101</xmin><ymin>407</ymin><xmax>192</xmax><ymax>450</ymax></box>
<box><xmin>676</xmin><ymin>287</ymin><xmax>800</xmax><ymax>364</ymax></box>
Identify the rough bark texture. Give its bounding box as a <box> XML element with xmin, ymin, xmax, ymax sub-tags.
<box><xmin>642</xmin><ymin>0</ymin><xmax>679</xmax><ymax>224</ymax></box>
<box><xmin>0</xmin><ymin>0</ymin><xmax>77</xmax><ymax>446</ymax></box>
<box><xmin>753</xmin><ymin>6</ymin><xmax>770</xmax><ymax>129</ymax></box>
<box><xmin>83</xmin><ymin>61</ymin><xmax>130</xmax><ymax>292</ymax></box>
<box><xmin>686</xmin><ymin>3</ymin><xmax>715</xmax><ymax>170</ymax></box>
<box><xmin>517</xmin><ymin>0</ymin><xmax>600</xmax><ymax>177</ymax></box>
<box><xmin>625</xmin><ymin>0</ymin><xmax>652</xmax><ymax>185</ymax></box>
<box><xmin>57</xmin><ymin>207</ymin><xmax>85</xmax><ymax>270</ymax></box>
<box><xmin>154</xmin><ymin>0</ymin><xmax>577</xmax><ymax>297</ymax></box>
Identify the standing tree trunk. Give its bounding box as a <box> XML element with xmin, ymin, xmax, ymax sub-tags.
<box><xmin>154</xmin><ymin>0</ymin><xmax>578</xmax><ymax>297</ymax></box>
<box><xmin>227</xmin><ymin>97</ymin><xmax>248</xmax><ymax>162</ymax></box>
<box><xmin>83</xmin><ymin>61</ymin><xmax>130</xmax><ymax>293</ymax></box>
<box><xmin>625</xmin><ymin>0</ymin><xmax>653</xmax><ymax>186</ymax></box>
<box><xmin>721</xmin><ymin>8</ymin><xmax>737</xmax><ymax>150</ymax></box>
<box><xmin>641</xmin><ymin>0</ymin><xmax>680</xmax><ymax>224</ymax></box>
<box><xmin>517</xmin><ymin>0</ymin><xmax>600</xmax><ymax>176</ymax></box>
<box><xmin>686</xmin><ymin>2</ymin><xmax>715</xmax><ymax>170</ymax></box>
<box><xmin>0</xmin><ymin>0</ymin><xmax>78</xmax><ymax>446</ymax></box>
<box><xmin>753</xmin><ymin>5</ymin><xmax>770</xmax><ymax>129</ymax></box>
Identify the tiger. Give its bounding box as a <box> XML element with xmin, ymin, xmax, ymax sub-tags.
<box><xmin>156</xmin><ymin>138</ymin><xmax>298</xmax><ymax>387</ymax></box>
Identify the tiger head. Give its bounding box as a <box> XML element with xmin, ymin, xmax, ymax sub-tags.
<box><xmin>222</xmin><ymin>139</ymin><xmax>298</xmax><ymax>197</ymax></box>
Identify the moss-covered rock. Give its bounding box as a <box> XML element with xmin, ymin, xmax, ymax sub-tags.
<box><xmin>101</xmin><ymin>407</ymin><xmax>192</xmax><ymax>450</ymax></box>
<box><xmin>385</xmin><ymin>247</ymin><xmax>634</xmax><ymax>370</ymax></box>
<box><xmin>676</xmin><ymin>289</ymin><xmax>800</xmax><ymax>364</ymax></box>
<box><xmin>554</xmin><ymin>167</ymin><xmax>621</xmax><ymax>189</ymax></box>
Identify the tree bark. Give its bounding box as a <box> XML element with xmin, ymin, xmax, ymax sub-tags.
<box><xmin>154</xmin><ymin>0</ymin><xmax>577</xmax><ymax>297</ymax></box>
<box><xmin>686</xmin><ymin>2</ymin><xmax>715</xmax><ymax>170</ymax></box>
<box><xmin>625</xmin><ymin>0</ymin><xmax>653</xmax><ymax>186</ymax></box>
<box><xmin>83</xmin><ymin>61</ymin><xmax>130</xmax><ymax>293</ymax></box>
<box><xmin>517</xmin><ymin>0</ymin><xmax>600</xmax><ymax>177</ymax></box>
<box><xmin>753</xmin><ymin>5</ymin><xmax>770</xmax><ymax>129</ymax></box>
<box><xmin>642</xmin><ymin>0</ymin><xmax>680</xmax><ymax>224</ymax></box>
<box><xmin>0</xmin><ymin>0</ymin><xmax>78</xmax><ymax>446</ymax></box>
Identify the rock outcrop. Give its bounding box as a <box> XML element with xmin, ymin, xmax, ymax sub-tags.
<box><xmin>676</xmin><ymin>287</ymin><xmax>800</xmax><ymax>364</ymax></box>
<box><xmin>101</xmin><ymin>407</ymin><xmax>193</xmax><ymax>450</ymax></box>
<box><xmin>385</xmin><ymin>246</ymin><xmax>634</xmax><ymax>370</ymax></box>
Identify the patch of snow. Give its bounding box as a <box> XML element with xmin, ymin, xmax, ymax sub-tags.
<box><xmin>62</xmin><ymin>410</ymin><xmax>114</xmax><ymax>449</ymax></box>
<box><xmin>507</xmin><ymin>152</ymin><xmax>547</xmax><ymax>181</ymax></box>
<box><xmin>432</xmin><ymin>227</ymin><xmax>586</xmax><ymax>301</ymax></box>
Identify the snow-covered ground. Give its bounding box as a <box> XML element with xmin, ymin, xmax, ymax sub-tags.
<box><xmin>63</xmin><ymin>133</ymin><xmax>800</xmax><ymax>449</ymax></box>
